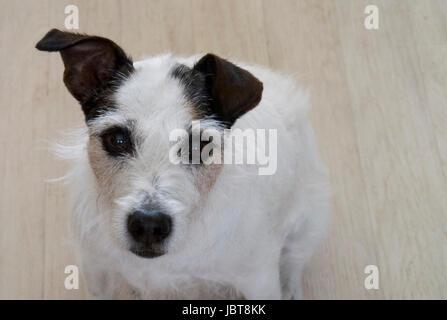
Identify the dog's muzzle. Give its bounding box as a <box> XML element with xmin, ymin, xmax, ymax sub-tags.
<box><xmin>127</xmin><ymin>207</ymin><xmax>172</xmax><ymax>258</ymax></box>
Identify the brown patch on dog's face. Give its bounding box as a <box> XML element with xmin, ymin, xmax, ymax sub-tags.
<box><xmin>87</xmin><ymin>134</ymin><xmax>125</xmax><ymax>204</ymax></box>
<box><xmin>178</xmin><ymin>127</ymin><xmax>225</xmax><ymax>198</ymax></box>
<box><xmin>192</xmin><ymin>163</ymin><xmax>223</xmax><ymax>198</ymax></box>
<box><xmin>87</xmin><ymin>122</ymin><xmax>138</xmax><ymax>198</ymax></box>
<box><xmin>87</xmin><ymin>136</ymin><xmax>114</xmax><ymax>187</ymax></box>
<box><xmin>87</xmin><ymin>136</ymin><xmax>105</xmax><ymax>181</ymax></box>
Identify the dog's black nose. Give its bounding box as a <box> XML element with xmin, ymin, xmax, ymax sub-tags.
<box><xmin>127</xmin><ymin>210</ymin><xmax>172</xmax><ymax>245</ymax></box>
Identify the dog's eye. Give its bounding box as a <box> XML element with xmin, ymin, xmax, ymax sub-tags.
<box><xmin>182</xmin><ymin>136</ymin><xmax>213</xmax><ymax>165</ymax></box>
<box><xmin>101</xmin><ymin>127</ymin><xmax>133</xmax><ymax>157</ymax></box>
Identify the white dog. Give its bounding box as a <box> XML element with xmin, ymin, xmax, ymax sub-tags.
<box><xmin>36</xmin><ymin>29</ymin><xmax>330</xmax><ymax>299</ymax></box>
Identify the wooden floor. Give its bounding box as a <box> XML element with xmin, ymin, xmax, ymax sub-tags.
<box><xmin>0</xmin><ymin>0</ymin><xmax>446</xmax><ymax>299</ymax></box>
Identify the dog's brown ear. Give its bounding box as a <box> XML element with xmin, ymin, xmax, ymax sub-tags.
<box><xmin>193</xmin><ymin>54</ymin><xmax>263</xmax><ymax>126</ymax></box>
<box><xmin>36</xmin><ymin>29</ymin><xmax>133</xmax><ymax>118</ymax></box>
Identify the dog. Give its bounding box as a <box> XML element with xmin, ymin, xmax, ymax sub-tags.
<box><xmin>36</xmin><ymin>29</ymin><xmax>330</xmax><ymax>299</ymax></box>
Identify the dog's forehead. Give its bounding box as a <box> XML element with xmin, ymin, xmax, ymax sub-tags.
<box><xmin>109</xmin><ymin>55</ymin><xmax>193</xmax><ymax>132</ymax></box>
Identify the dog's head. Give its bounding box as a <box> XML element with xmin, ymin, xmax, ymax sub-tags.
<box><xmin>36</xmin><ymin>29</ymin><xmax>263</xmax><ymax>258</ymax></box>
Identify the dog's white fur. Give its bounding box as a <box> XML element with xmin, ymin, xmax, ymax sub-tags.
<box><xmin>55</xmin><ymin>54</ymin><xmax>330</xmax><ymax>299</ymax></box>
